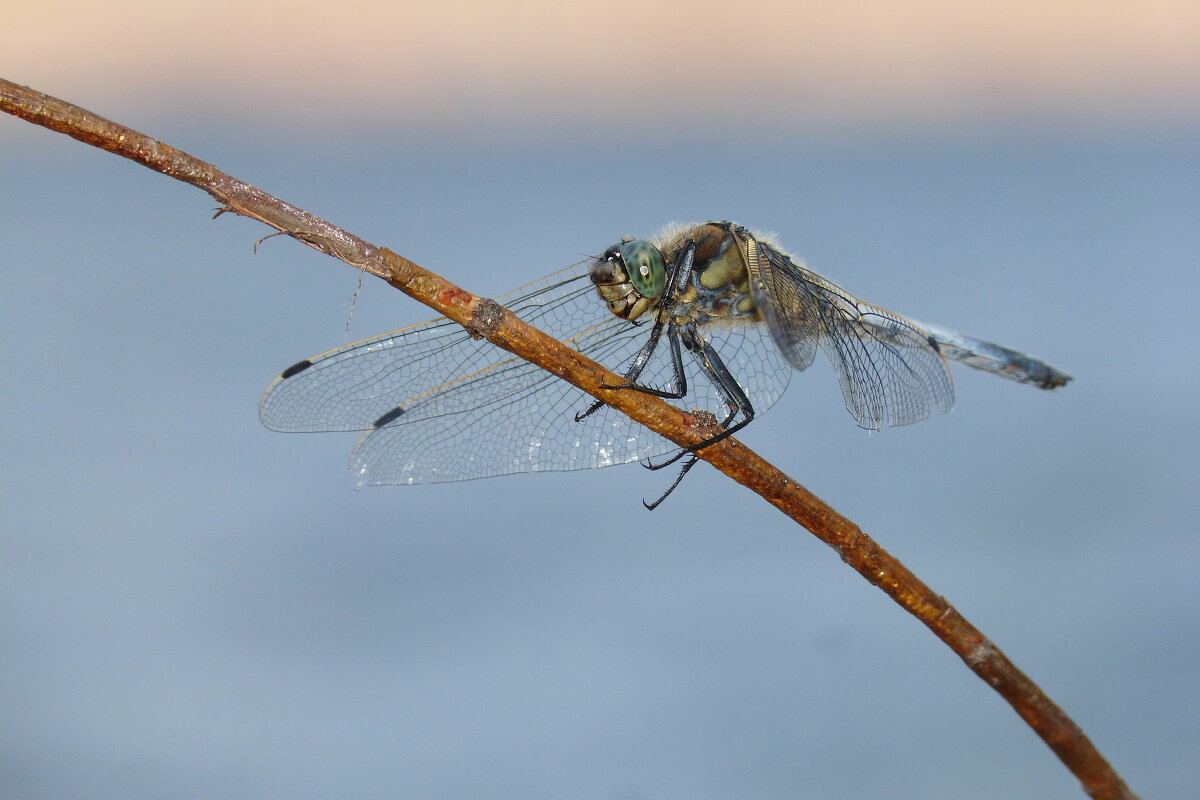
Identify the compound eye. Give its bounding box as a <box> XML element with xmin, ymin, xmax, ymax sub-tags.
<box><xmin>617</xmin><ymin>240</ymin><xmax>666</xmax><ymax>299</ymax></box>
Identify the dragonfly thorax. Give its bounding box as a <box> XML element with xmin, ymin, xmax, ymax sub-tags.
<box><xmin>590</xmin><ymin>223</ymin><xmax>760</xmax><ymax>327</ymax></box>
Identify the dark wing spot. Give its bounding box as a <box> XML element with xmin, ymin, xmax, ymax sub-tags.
<box><xmin>372</xmin><ymin>406</ymin><xmax>406</xmax><ymax>428</ymax></box>
<box><xmin>280</xmin><ymin>359</ymin><xmax>314</xmax><ymax>379</ymax></box>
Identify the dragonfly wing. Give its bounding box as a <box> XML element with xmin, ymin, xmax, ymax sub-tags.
<box><xmin>746</xmin><ymin>238</ymin><xmax>954</xmax><ymax>430</ymax></box>
<box><xmin>260</xmin><ymin>315</ymin><xmax>486</xmax><ymax>432</ymax></box>
<box><xmin>349</xmin><ymin>361</ymin><xmax>671</xmax><ymax>484</ymax></box>
<box><xmin>259</xmin><ymin>266</ymin><xmax>598</xmax><ymax>433</ymax></box>
<box><xmin>261</xmin><ymin>263</ymin><xmax>766</xmax><ymax>483</ymax></box>
<box><xmin>738</xmin><ymin>233</ymin><xmax>821</xmax><ymax>371</ymax></box>
<box><xmin>350</xmin><ymin>309</ymin><xmax>797</xmax><ymax>484</ymax></box>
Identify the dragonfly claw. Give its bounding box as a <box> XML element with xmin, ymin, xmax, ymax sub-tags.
<box><xmin>643</xmin><ymin>454</ymin><xmax>701</xmax><ymax>510</ymax></box>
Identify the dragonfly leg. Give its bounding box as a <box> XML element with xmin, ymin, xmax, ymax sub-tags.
<box><xmin>610</xmin><ymin>323</ymin><xmax>689</xmax><ymax>399</ymax></box>
<box><xmin>574</xmin><ymin>321</ymin><xmax>691</xmax><ymax>421</ymax></box>
<box><xmin>644</xmin><ymin>327</ymin><xmax>756</xmax><ymax>472</ymax></box>
<box><xmin>642</xmin><ymin>453</ymin><xmax>701</xmax><ymax>510</ymax></box>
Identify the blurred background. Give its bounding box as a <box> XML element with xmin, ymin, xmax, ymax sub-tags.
<box><xmin>2</xmin><ymin>1</ymin><xmax>1197</xmax><ymax>797</ymax></box>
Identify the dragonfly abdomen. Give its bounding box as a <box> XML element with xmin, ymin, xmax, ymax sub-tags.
<box><xmin>916</xmin><ymin>321</ymin><xmax>1073</xmax><ymax>389</ymax></box>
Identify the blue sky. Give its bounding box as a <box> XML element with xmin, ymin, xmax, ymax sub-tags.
<box><xmin>3</xmin><ymin>5</ymin><xmax>1198</xmax><ymax>797</ymax></box>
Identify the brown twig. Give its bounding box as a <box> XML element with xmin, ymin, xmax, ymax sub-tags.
<box><xmin>0</xmin><ymin>78</ymin><xmax>1137</xmax><ymax>799</ymax></box>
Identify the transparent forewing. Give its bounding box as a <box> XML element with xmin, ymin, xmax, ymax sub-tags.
<box><xmin>260</xmin><ymin>264</ymin><xmax>793</xmax><ymax>484</ymax></box>
<box><xmin>745</xmin><ymin>238</ymin><xmax>954</xmax><ymax>430</ymax></box>
<box><xmin>260</xmin><ymin>266</ymin><xmax>594</xmax><ymax>432</ymax></box>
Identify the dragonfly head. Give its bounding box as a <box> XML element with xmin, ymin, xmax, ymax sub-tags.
<box><xmin>590</xmin><ymin>239</ymin><xmax>667</xmax><ymax>321</ymax></box>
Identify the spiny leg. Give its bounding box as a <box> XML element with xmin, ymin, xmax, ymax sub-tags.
<box><xmin>642</xmin><ymin>453</ymin><xmax>702</xmax><ymax>510</ymax></box>
<box><xmin>574</xmin><ymin>318</ymin><xmax>688</xmax><ymax>421</ymax></box>
<box><xmin>641</xmin><ymin>328</ymin><xmax>757</xmax><ymax>509</ymax></box>
<box><xmin>645</xmin><ymin>328</ymin><xmax>756</xmax><ymax>472</ymax></box>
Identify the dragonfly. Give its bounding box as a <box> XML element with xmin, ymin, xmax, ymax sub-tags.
<box><xmin>260</xmin><ymin>221</ymin><xmax>1071</xmax><ymax>507</ymax></box>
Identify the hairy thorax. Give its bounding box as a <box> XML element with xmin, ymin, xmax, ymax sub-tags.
<box><xmin>590</xmin><ymin>222</ymin><xmax>763</xmax><ymax>328</ymax></box>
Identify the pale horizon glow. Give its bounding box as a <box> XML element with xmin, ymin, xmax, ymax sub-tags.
<box><xmin>5</xmin><ymin>0</ymin><xmax>1198</xmax><ymax>133</ymax></box>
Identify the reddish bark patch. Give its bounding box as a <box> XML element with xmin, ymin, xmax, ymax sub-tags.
<box><xmin>437</xmin><ymin>288</ymin><xmax>475</xmax><ymax>307</ymax></box>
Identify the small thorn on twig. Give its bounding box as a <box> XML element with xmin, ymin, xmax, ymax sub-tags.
<box><xmin>253</xmin><ymin>230</ymin><xmax>288</xmax><ymax>253</ymax></box>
